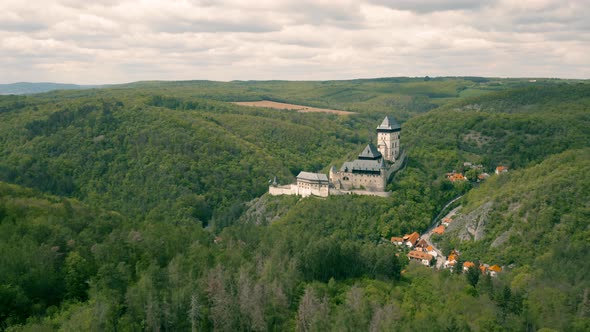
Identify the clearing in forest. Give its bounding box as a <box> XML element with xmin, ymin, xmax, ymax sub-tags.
<box><xmin>232</xmin><ymin>100</ymin><xmax>356</xmax><ymax>115</ymax></box>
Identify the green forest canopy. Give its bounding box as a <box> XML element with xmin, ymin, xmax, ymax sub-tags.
<box><xmin>0</xmin><ymin>78</ymin><xmax>589</xmax><ymax>331</ymax></box>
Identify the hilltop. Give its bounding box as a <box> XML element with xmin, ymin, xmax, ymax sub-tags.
<box><xmin>0</xmin><ymin>82</ymin><xmax>98</xmax><ymax>95</ymax></box>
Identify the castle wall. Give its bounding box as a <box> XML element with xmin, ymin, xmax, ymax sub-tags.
<box><xmin>296</xmin><ymin>179</ymin><xmax>329</xmax><ymax>197</ymax></box>
<box><xmin>330</xmin><ymin>171</ymin><xmax>386</xmax><ymax>191</ymax></box>
<box><xmin>269</xmin><ymin>184</ymin><xmax>297</xmax><ymax>196</ymax></box>
<box><xmin>269</xmin><ymin>182</ymin><xmax>329</xmax><ymax>197</ymax></box>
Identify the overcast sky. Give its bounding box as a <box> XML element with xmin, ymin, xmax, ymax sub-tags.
<box><xmin>1</xmin><ymin>0</ymin><xmax>589</xmax><ymax>84</ymax></box>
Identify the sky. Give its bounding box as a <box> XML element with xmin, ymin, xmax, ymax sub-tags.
<box><xmin>1</xmin><ymin>0</ymin><xmax>589</xmax><ymax>84</ymax></box>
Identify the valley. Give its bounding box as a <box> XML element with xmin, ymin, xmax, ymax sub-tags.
<box><xmin>0</xmin><ymin>78</ymin><xmax>588</xmax><ymax>331</ymax></box>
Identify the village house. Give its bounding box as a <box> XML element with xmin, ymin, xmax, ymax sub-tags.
<box><xmin>390</xmin><ymin>236</ymin><xmax>404</xmax><ymax>245</ymax></box>
<box><xmin>446</xmin><ymin>172</ymin><xmax>467</xmax><ymax>182</ymax></box>
<box><xmin>407</xmin><ymin>250</ymin><xmax>433</xmax><ymax>266</ymax></box>
<box><xmin>407</xmin><ymin>238</ymin><xmax>438</xmax><ymax>258</ymax></box>
<box><xmin>488</xmin><ymin>265</ymin><xmax>502</xmax><ymax>277</ymax></box>
<box><xmin>480</xmin><ymin>265</ymin><xmax>488</xmax><ymax>274</ymax></box>
<box><xmin>415</xmin><ymin>239</ymin><xmax>429</xmax><ymax>250</ymax></box>
<box><xmin>444</xmin><ymin>250</ymin><xmax>460</xmax><ymax>269</ymax></box>
<box><xmin>442</xmin><ymin>217</ymin><xmax>453</xmax><ymax>227</ymax></box>
<box><xmin>477</xmin><ymin>173</ymin><xmax>490</xmax><ymax>181</ymax></box>
<box><xmin>403</xmin><ymin>232</ymin><xmax>420</xmax><ymax>248</ymax></box>
<box><xmin>463</xmin><ymin>261</ymin><xmax>475</xmax><ymax>272</ymax></box>
<box><xmin>495</xmin><ymin>165</ymin><xmax>509</xmax><ymax>174</ymax></box>
<box><xmin>464</xmin><ymin>162</ymin><xmax>483</xmax><ymax>170</ymax></box>
<box><xmin>426</xmin><ymin>245</ymin><xmax>438</xmax><ymax>257</ymax></box>
<box><xmin>433</xmin><ymin>225</ymin><xmax>445</xmax><ymax>235</ymax></box>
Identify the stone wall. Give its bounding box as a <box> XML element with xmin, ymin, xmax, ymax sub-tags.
<box><xmin>330</xmin><ymin>171</ymin><xmax>386</xmax><ymax>191</ymax></box>
<box><xmin>269</xmin><ymin>183</ymin><xmax>329</xmax><ymax>197</ymax></box>
<box><xmin>268</xmin><ymin>185</ymin><xmax>295</xmax><ymax>196</ymax></box>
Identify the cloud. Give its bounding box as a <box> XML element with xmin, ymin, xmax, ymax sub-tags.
<box><xmin>0</xmin><ymin>0</ymin><xmax>588</xmax><ymax>84</ymax></box>
<box><xmin>369</xmin><ymin>0</ymin><xmax>495</xmax><ymax>13</ymax></box>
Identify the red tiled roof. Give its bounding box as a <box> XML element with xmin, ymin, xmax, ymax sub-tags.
<box><xmin>416</xmin><ymin>239</ymin><xmax>429</xmax><ymax>248</ymax></box>
<box><xmin>463</xmin><ymin>261</ymin><xmax>475</xmax><ymax>268</ymax></box>
<box><xmin>390</xmin><ymin>236</ymin><xmax>403</xmax><ymax>243</ymax></box>
<box><xmin>489</xmin><ymin>265</ymin><xmax>502</xmax><ymax>272</ymax></box>
<box><xmin>447</xmin><ymin>172</ymin><xmax>467</xmax><ymax>182</ymax></box>
<box><xmin>407</xmin><ymin>250</ymin><xmax>433</xmax><ymax>261</ymax></box>
<box><xmin>404</xmin><ymin>232</ymin><xmax>420</xmax><ymax>245</ymax></box>
<box><xmin>433</xmin><ymin>225</ymin><xmax>445</xmax><ymax>235</ymax></box>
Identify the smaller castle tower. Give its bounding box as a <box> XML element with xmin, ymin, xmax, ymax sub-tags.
<box><xmin>376</xmin><ymin>116</ymin><xmax>401</xmax><ymax>162</ymax></box>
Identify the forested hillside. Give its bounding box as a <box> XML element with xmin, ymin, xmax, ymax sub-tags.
<box><xmin>1</xmin><ymin>78</ymin><xmax>589</xmax><ymax>331</ymax></box>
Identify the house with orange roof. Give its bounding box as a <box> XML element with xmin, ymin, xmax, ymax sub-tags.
<box><xmin>444</xmin><ymin>260</ymin><xmax>456</xmax><ymax>269</ymax></box>
<box><xmin>477</xmin><ymin>173</ymin><xmax>490</xmax><ymax>181</ymax></box>
<box><xmin>463</xmin><ymin>261</ymin><xmax>475</xmax><ymax>272</ymax></box>
<box><xmin>495</xmin><ymin>166</ymin><xmax>508</xmax><ymax>175</ymax></box>
<box><xmin>480</xmin><ymin>265</ymin><xmax>488</xmax><ymax>274</ymax></box>
<box><xmin>444</xmin><ymin>249</ymin><xmax>461</xmax><ymax>269</ymax></box>
<box><xmin>415</xmin><ymin>238</ymin><xmax>429</xmax><ymax>250</ymax></box>
<box><xmin>407</xmin><ymin>250</ymin><xmax>433</xmax><ymax>266</ymax></box>
<box><xmin>433</xmin><ymin>225</ymin><xmax>445</xmax><ymax>235</ymax></box>
<box><xmin>442</xmin><ymin>217</ymin><xmax>453</xmax><ymax>226</ymax></box>
<box><xmin>426</xmin><ymin>245</ymin><xmax>438</xmax><ymax>257</ymax></box>
<box><xmin>403</xmin><ymin>232</ymin><xmax>420</xmax><ymax>248</ymax></box>
<box><xmin>446</xmin><ymin>172</ymin><xmax>467</xmax><ymax>182</ymax></box>
<box><xmin>488</xmin><ymin>265</ymin><xmax>502</xmax><ymax>277</ymax></box>
<box><xmin>390</xmin><ymin>236</ymin><xmax>404</xmax><ymax>245</ymax></box>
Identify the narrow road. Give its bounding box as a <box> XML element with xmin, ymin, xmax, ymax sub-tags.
<box><xmin>421</xmin><ymin>195</ymin><xmax>463</xmax><ymax>269</ymax></box>
<box><xmin>430</xmin><ymin>195</ymin><xmax>463</xmax><ymax>229</ymax></box>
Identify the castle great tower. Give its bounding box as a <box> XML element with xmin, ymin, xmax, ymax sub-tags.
<box><xmin>376</xmin><ymin>116</ymin><xmax>401</xmax><ymax>162</ymax></box>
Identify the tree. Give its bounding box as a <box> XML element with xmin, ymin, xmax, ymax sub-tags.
<box><xmin>64</xmin><ymin>251</ymin><xmax>92</xmax><ymax>301</ymax></box>
<box><xmin>189</xmin><ymin>294</ymin><xmax>201</xmax><ymax>332</ymax></box>
<box><xmin>466</xmin><ymin>262</ymin><xmax>481</xmax><ymax>288</ymax></box>
<box><xmin>296</xmin><ymin>287</ymin><xmax>330</xmax><ymax>332</ymax></box>
<box><xmin>454</xmin><ymin>257</ymin><xmax>464</xmax><ymax>275</ymax></box>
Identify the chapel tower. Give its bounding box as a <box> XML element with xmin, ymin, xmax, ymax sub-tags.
<box><xmin>376</xmin><ymin>116</ymin><xmax>401</xmax><ymax>162</ymax></box>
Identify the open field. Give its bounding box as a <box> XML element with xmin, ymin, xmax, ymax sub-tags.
<box><xmin>232</xmin><ymin>100</ymin><xmax>356</xmax><ymax>115</ymax></box>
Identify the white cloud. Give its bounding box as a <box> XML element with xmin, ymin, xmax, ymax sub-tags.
<box><xmin>0</xmin><ymin>0</ymin><xmax>588</xmax><ymax>84</ymax></box>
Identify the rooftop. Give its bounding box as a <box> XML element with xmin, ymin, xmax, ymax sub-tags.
<box><xmin>296</xmin><ymin>171</ymin><xmax>329</xmax><ymax>183</ymax></box>
<box><xmin>407</xmin><ymin>250</ymin><xmax>433</xmax><ymax>261</ymax></box>
<box><xmin>464</xmin><ymin>261</ymin><xmax>475</xmax><ymax>268</ymax></box>
<box><xmin>404</xmin><ymin>232</ymin><xmax>420</xmax><ymax>245</ymax></box>
<box><xmin>433</xmin><ymin>225</ymin><xmax>445</xmax><ymax>234</ymax></box>
<box><xmin>376</xmin><ymin>115</ymin><xmax>401</xmax><ymax>132</ymax></box>
<box><xmin>340</xmin><ymin>159</ymin><xmax>385</xmax><ymax>173</ymax></box>
<box><xmin>358</xmin><ymin>143</ymin><xmax>382</xmax><ymax>160</ymax></box>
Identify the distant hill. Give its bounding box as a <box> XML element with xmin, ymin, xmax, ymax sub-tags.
<box><xmin>0</xmin><ymin>82</ymin><xmax>100</xmax><ymax>95</ymax></box>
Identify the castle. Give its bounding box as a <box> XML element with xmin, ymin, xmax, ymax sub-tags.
<box><xmin>269</xmin><ymin>116</ymin><xmax>402</xmax><ymax>197</ymax></box>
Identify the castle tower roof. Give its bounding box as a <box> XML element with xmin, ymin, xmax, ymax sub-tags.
<box><xmin>377</xmin><ymin>116</ymin><xmax>401</xmax><ymax>132</ymax></box>
<box><xmin>358</xmin><ymin>143</ymin><xmax>382</xmax><ymax>160</ymax></box>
